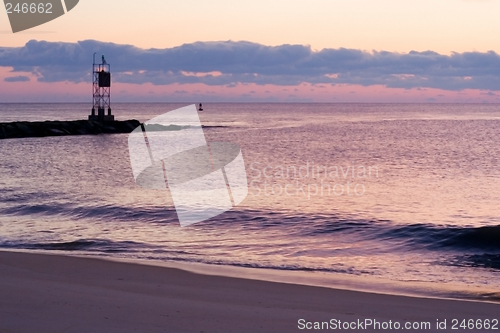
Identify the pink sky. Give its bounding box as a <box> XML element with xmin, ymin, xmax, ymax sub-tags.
<box><xmin>2</xmin><ymin>0</ymin><xmax>500</xmax><ymax>103</ymax></box>
<box><xmin>1</xmin><ymin>69</ymin><xmax>499</xmax><ymax>103</ymax></box>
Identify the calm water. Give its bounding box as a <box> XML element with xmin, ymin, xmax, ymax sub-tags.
<box><xmin>0</xmin><ymin>103</ymin><xmax>499</xmax><ymax>300</ymax></box>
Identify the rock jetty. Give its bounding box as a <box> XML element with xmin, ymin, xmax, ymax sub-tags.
<box><xmin>0</xmin><ymin>120</ymin><xmax>141</xmax><ymax>140</ymax></box>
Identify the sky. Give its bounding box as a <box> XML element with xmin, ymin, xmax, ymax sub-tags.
<box><xmin>2</xmin><ymin>0</ymin><xmax>500</xmax><ymax>102</ymax></box>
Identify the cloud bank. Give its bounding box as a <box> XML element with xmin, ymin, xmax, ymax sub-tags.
<box><xmin>1</xmin><ymin>40</ymin><xmax>500</xmax><ymax>90</ymax></box>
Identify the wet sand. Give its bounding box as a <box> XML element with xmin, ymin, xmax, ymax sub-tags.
<box><xmin>0</xmin><ymin>251</ymin><xmax>498</xmax><ymax>333</ymax></box>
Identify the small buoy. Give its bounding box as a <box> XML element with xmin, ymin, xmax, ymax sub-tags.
<box><xmin>198</xmin><ymin>103</ymin><xmax>203</xmax><ymax>112</ymax></box>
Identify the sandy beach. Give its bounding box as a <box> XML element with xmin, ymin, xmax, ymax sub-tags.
<box><xmin>0</xmin><ymin>251</ymin><xmax>497</xmax><ymax>333</ymax></box>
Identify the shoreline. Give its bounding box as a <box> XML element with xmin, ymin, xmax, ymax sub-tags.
<box><xmin>2</xmin><ymin>248</ymin><xmax>499</xmax><ymax>305</ymax></box>
<box><xmin>0</xmin><ymin>250</ymin><xmax>498</xmax><ymax>333</ymax></box>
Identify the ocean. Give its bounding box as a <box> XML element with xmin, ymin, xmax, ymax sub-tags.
<box><xmin>0</xmin><ymin>103</ymin><xmax>499</xmax><ymax>301</ymax></box>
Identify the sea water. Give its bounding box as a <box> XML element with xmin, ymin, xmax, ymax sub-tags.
<box><xmin>0</xmin><ymin>103</ymin><xmax>499</xmax><ymax>300</ymax></box>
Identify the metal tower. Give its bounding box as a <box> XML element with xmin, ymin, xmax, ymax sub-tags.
<box><xmin>89</xmin><ymin>53</ymin><xmax>114</xmax><ymax>121</ymax></box>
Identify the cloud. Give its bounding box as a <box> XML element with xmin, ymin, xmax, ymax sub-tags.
<box><xmin>4</xmin><ymin>75</ymin><xmax>30</xmax><ymax>82</ymax></box>
<box><xmin>1</xmin><ymin>40</ymin><xmax>500</xmax><ymax>90</ymax></box>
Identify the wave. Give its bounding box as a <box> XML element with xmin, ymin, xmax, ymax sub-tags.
<box><xmin>447</xmin><ymin>254</ymin><xmax>500</xmax><ymax>270</ymax></box>
<box><xmin>0</xmin><ymin>238</ymin><xmax>372</xmax><ymax>275</ymax></box>
<box><xmin>372</xmin><ymin>223</ymin><xmax>500</xmax><ymax>252</ymax></box>
<box><xmin>0</xmin><ymin>239</ymin><xmax>143</xmax><ymax>252</ymax></box>
<box><xmin>0</xmin><ymin>202</ymin><xmax>499</xmax><ymax>254</ymax></box>
<box><xmin>0</xmin><ymin>202</ymin><xmax>179</xmax><ymax>224</ymax></box>
<box><xmin>303</xmin><ymin>219</ymin><xmax>500</xmax><ymax>252</ymax></box>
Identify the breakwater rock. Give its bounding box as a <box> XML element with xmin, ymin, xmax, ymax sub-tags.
<box><xmin>0</xmin><ymin>120</ymin><xmax>141</xmax><ymax>139</ymax></box>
